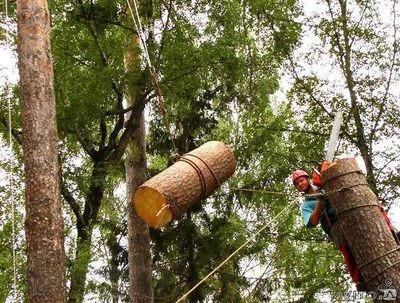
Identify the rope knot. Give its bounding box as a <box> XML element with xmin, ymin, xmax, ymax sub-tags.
<box><xmin>170</xmin><ymin>153</ymin><xmax>181</xmax><ymax>163</ymax></box>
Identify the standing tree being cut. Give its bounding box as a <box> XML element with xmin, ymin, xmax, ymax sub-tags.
<box><xmin>285</xmin><ymin>0</ymin><xmax>400</xmax><ymax>298</ymax></box>
<box><xmin>287</xmin><ymin>0</ymin><xmax>400</xmax><ymax>202</ymax></box>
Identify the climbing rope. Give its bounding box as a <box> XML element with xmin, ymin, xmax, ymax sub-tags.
<box><xmin>175</xmin><ymin>199</ymin><xmax>296</xmax><ymax>303</ymax></box>
<box><xmin>232</xmin><ymin>187</ymin><xmax>296</xmax><ymax>197</ymax></box>
<box><xmin>3</xmin><ymin>82</ymin><xmax>18</xmax><ymax>303</ymax></box>
<box><xmin>2</xmin><ymin>7</ymin><xmax>18</xmax><ymax>299</ymax></box>
<box><xmin>8</xmin><ymin>87</ymin><xmax>18</xmax><ymax>302</ymax></box>
<box><xmin>126</xmin><ymin>0</ymin><xmax>178</xmax><ymax>154</ymax></box>
<box><xmin>364</xmin><ymin>259</ymin><xmax>400</xmax><ymax>285</ymax></box>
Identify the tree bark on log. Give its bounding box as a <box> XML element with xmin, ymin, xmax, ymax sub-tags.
<box><xmin>134</xmin><ymin>141</ymin><xmax>236</xmax><ymax>228</ymax></box>
<box><xmin>322</xmin><ymin>158</ymin><xmax>400</xmax><ymax>302</ymax></box>
<box><xmin>17</xmin><ymin>0</ymin><xmax>67</xmax><ymax>301</ymax></box>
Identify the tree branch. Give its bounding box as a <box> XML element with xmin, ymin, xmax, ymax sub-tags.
<box><xmin>107</xmin><ymin>89</ymin><xmax>147</xmax><ymax>165</ymax></box>
<box><xmin>105</xmin><ymin>82</ymin><xmax>125</xmax><ymax>151</ymax></box>
<box><xmin>370</xmin><ymin>0</ymin><xmax>398</xmax><ymax>143</ymax></box>
<box><xmin>73</xmin><ymin>128</ymin><xmax>96</xmax><ymax>159</ymax></box>
<box><xmin>60</xmin><ymin>175</ymin><xmax>85</xmax><ymax>228</ymax></box>
<box><xmin>156</xmin><ymin>0</ymin><xmax>174</xmax><ymax>63</ymax></box>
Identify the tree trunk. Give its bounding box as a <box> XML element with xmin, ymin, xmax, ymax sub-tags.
<box><xmin>125</xmin><ymin>113</ymin><xmax>153</xmax><ymax>303</ymax></box>
<box><xmin>68</xmin><ymin>235</ymin><xmax>92</xmax><ymax>303</ymax></box>
<box><xmin>106</xmin><ymin>227</ymin><xmax>122</xmax><ymax>303</ymax></box>
<box><xmin>322</xmin><ymin>158</ymin><xmax>400</xmax><ymax>302</ymax></box>
<box><xmin>331</xmin><ymin>0</ymin><xmax>378</xmax><ymax>194</ymax></box>
<box><xmin>68</xmin><ymin>163</ymin><xmax>106</xmax><ymax>303</ymax></box>
<box><xmin>124</xmin><ymin>33</ymin><xmax>153</xmax><ymax>302</ymax></box>
<box><xmin>17</xmin><ymin>0</ymin><xmax>67</xmax><ymax>302</ymax></box>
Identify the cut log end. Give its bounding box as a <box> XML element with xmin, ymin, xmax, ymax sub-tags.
<box><xmin>134</xmin><ymin>186</ymin><xmax>173</xmax><ymax>229</ymax></box>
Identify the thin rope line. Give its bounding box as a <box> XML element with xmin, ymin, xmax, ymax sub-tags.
<box><xmin>7</xmin><ymin>84</ymin><xmax>18</xmax><ymax>301</ymax></box>
<box><xmin>126</xmin><ymin>0</ymin><xmax>152</xmax><ymax>69</ymax></box>
<box><xmin>155</xmin><ymin>204</ymin><xmax>170</xmax><ymax>228</ymax></box>
<box><xmin>126</xmin><ymin>0</ymin><xmax>178</xmax><ymax>153</ymax></box>
<box><xmin>131</xmin><ymin>0</ymin><xmax>152</xmax><ymax>69</ymax></box>
<box><xmin>178</xmin><ymin>157</ymin><xmax>207</xmax><ymax>198</ymax></box>
<box><xmin>231</xmin><ymin>187</ymin><xmax>296</xmax><ymax>197</ymax></box>
<box><xmin>175</xmin><ymin>200</ymin><xmax>296</xmax><ymax>303</ymax></box>
<box><xmin>156</xmin><ymin>204</ymin><xmax>170</xmax><ymax>217</ymax></box>
<box><xmin>322</xmin><ymin>169</ymin><xmax>363</xmax><ymax>187</ymax></box>
<box><xmin>364</xmin><ymin>260</ymin><xmax>400</xmax><ymax>285</ymax></box>
<box><xmin>335</xmin><ymin>203</ymin><xmax>380</xmax><ymax>217</ymax></box>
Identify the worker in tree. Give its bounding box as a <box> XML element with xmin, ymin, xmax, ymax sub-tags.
<box><xmin>291</xmin><ymin>169</ymin><xmax>365</xmax><ymax>291</ymax></box>
<box><xmin>312</xmin><ymin>164</ymin><xmax>400</xmax><ymax>245</ymax></box>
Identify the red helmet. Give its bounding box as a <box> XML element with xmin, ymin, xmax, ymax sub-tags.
<box><xmin>292</xmin><ymin>170</ymin><xmax>309</xmax><ymax>185</ymax></box>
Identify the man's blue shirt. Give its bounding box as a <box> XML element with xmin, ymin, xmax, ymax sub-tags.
<box><xmin>301</xmin><ymin>197</ymin><xmax>318</xmax><ymax>228</ymax></box>
<box><xmin>300</xmin><ymin>195</ymin><xmax>336</xmax><ymax>233</ymax></box>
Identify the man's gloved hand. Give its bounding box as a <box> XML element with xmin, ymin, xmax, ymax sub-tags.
<box><xmin>313</xmin><ymin>161</ymin><xmax>337</xmax><ymax>189</ymax></box>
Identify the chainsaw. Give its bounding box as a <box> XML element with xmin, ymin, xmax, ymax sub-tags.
<box><xmin>312</xmin><ymin>111</ymin><xmax>342</xmax><ymax>188</ymax></box>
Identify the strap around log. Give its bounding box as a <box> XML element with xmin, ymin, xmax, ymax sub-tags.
<box><xmin>322</xmin><ymin>169</ymin><xmax>364</xmax><ymax>187</ymax></box>
<box><xmin>178</xmin><ymin>157</ymin><xmax>207</xmax><ymax>199</ymax></box>
<box><xmin>359</xmin><ymin>247</ymin><xmax>400</xmax><ymax>271</ymax></box>
<box><xmin>178</xmin><ymin>153</ymin><xmax>221</xmax><ymax>199</ymax></box>
<box><xmin>185</xmin><ymin>153</ymin><xmax>221</xmax><ymax>187</ymax></box>
<box><xmin>364</xmin><ymin>259</ymin><xmax>400</xmax><ymax>285</ymax></box>
<box><xmin>325</xmin><ymin>182</ymin><xmax>370</xmax><ymax>197</ymax></box>
<box><xmin>335</xmin><ymin>202</ymin><xmax>380</xmax><ymax>217</ymax></box>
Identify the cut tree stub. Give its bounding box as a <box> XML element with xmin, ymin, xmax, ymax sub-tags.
<box><xmin>321</xmin><ymin>158</ymin><xmax>400</xmax><ymax>301</ymax></box>
<box><xmin>134</xmin><ymin>141</ymin><xmax>236</xmax><ymax>228</ymax></box>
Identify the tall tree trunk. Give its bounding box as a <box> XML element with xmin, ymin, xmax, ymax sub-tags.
<box><xmin>106</xmin><ymin>226</ymin><xmax>122</xmax><ymax>303</ymax></box>
<box><xmin>125</xmin><ymin>113</ymin><xmax>153</xmax><ymax>303</ymax></box>
<box><xmin>68</xmin><ymin>234</ymin><xmax>92</xmax><ymax>303</ymax></box>
<box><xmin>68</xmin><ymin>163</ymin><xmax>106</xmax><ymax>303</ymax></box>
<box><xmin>328</xmin><ymin>0</ymin><xmax>378</xmax><ymax>193</ymax></box>
<box><xmin>125</xmin><ymin>33</ymin><xmax>153</xmax><ymax>302</ymax></box>
<box><xmin>17</xmin><ymin>0</ymin><xmax>67</xmax><ymax>302</ymax></box>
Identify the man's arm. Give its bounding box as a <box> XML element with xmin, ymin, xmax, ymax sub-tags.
<box><xmin>308</xmin><ymin>199</ymin><xmax>324</xmax><ymax>226</ymax></box>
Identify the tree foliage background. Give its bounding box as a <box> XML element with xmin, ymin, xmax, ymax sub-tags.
<box><xmin>0</xmin><ymin>0</ymin><xmax>399</xmax><ymax>302</ymax></box>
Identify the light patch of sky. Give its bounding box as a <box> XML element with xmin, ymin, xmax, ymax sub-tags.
<box><xmin>0</xmin><ymin>20</ymin><xmax>18</xmax><ymax>84</ymax></box>
<box><xmin>0</xmin><ymin>45</ymin><xmax>17</xmax><ymax>83</ymax></box>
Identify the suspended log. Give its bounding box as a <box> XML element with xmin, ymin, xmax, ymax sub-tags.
<box><xmin>134</xmin><ymin>141</ymin><xmax>236</xmax><ymax>228</ymax></box>
<box><xmin>321</xmin><ymin>158</ymin><xmax>400</xmax><ymax>302</ymax></box>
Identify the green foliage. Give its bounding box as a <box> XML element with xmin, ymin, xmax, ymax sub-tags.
<box><xmin>0</xmin><ymin>221</ymin><xmax>16</xmax><ymax>300</ymax></box>
<box><xmin>5</xmin><ymin>0</ymin><xmax>396</xmax><ymax>301</ymax></box>
<box><xmin>0</xmin><ymin>215</ymin><xmax>27</xmax><ymax>302</ymax></box>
